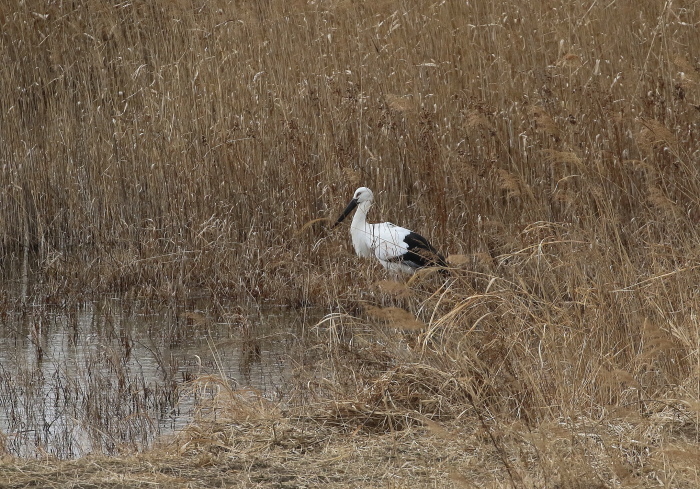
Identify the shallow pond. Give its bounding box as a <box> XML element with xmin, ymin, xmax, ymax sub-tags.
<box><xmin>0</xmin><ymin>297</ymin><xmax>312</xmax><ymax>458</ymax></box>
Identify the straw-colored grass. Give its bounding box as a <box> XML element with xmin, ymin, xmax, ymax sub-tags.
<box><xmin>1</xmin><ymin>0</ymin><xmax>699</xmax><ymax>486</ymax></box>
<box><xmin>2</xmin><ymin>0</ymin><xmax>696</xmax><ymax>305</ymax></box>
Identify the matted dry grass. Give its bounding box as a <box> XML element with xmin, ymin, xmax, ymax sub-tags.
<box><xmin>0</xmin><ymin>380</ymin><xmax>696</xmax><ymax>487</ymax></box>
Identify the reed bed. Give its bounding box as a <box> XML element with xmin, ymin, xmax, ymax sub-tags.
<box><xmin>1</xmin><ymin>0</ymin><xmax>699</xmax><ymax>486</ymax></box>
<box><xmin>1</xmin><ymin>0</ymin><xmax>696</xmax><ymax>304</ymax></box>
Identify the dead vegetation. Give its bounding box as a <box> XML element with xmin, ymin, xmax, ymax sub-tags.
<box><xmin>1</xmin><ymin>0</ymin><xmax>699</xmax><ymax>486</ymax></box>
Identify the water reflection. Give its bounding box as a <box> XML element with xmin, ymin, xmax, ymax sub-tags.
<box><xmin>0</xmin><ymin>299</ymin><xmax>305</xmax><ymax>458</ymax></box>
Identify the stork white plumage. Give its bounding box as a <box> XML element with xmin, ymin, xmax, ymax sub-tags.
<box><xmin>333</xmin><ymin>187</ymin><xmax>446</xmax><ymax>274</ymax></box>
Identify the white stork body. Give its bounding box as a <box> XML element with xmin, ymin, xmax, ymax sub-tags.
<box><xmin>334</xmin><ymin>187</ymin><xmax>446</xmax><ymax>274</ymax></box>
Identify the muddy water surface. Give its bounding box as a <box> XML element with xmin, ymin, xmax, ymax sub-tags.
<box><xmin>0</xmin><ymin>298</ymin><xmax>310</xmax><ymax>458</ymax></box>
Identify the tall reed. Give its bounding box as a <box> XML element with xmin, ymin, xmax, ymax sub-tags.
<box><xmin>1</xmin><ymin>1</ymin><xmax>696</xmax><ymax>302</ymax></box>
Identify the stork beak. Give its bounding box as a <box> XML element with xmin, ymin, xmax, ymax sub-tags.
<box><xmin>333</xmin><ymin>198</ymin><xmax>358</xmax><ymax>228</ymax></box>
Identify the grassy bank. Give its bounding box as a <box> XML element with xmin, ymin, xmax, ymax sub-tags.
<box><xmin>1</xmin><ymin>0</ymin><xmax>699</xmax><ymax>486</ymax></box>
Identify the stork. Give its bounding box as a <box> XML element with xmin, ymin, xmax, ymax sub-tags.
<box><xmin>333</xmin><ymin>187</ymin><xmax>447</xmax><ymax>274</ymax></box>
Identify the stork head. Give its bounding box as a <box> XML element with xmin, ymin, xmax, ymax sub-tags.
<box><xmin>353</xmin><ymin>187</ymin><xmax>374</xmax><ymax>203</ymax></box>
<box><xmin>333</xmin><ymin>187</ymin><xmax>374</xmax><ymax>227</ymax></box>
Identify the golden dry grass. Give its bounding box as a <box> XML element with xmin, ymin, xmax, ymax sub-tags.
<box><xmin>1</xmin><ymin>0</ymin><xmax>699</xmax><ymax>486</ymax></box>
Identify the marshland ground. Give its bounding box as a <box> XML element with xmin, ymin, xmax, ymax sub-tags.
<box><xmin>1</xmin><ymin>0</ymin><xmax>699</xmax><ymax>487</ymax></box>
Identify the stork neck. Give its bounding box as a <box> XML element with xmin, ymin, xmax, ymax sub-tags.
<box><xmin>351</xmin><ymin>200</ymin><xmax>372</xmax><ymax>228</ymax></box>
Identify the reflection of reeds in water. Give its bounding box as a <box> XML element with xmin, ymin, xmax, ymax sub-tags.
<box><xmin>0</xmin><ymin>307</ymin><xmax>182</xmax><ymax>458</ymax></box>
<box><xmin>0</xmin><ymin>303</ymin><xmax>297</xmax><ymax>458</ymax></box>
<box><xmin>0</xmin><ymin>343</ymin><xmax>165</xmax><ymax>457</ymax></box>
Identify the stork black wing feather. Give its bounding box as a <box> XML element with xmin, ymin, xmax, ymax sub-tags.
<box><xmin>391</xmin><ymin>232</ymin><xmax>447</xmax><ymax>269</ymax></box>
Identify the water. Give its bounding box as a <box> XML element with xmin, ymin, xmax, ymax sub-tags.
<box><xmin>0</xmin><ymin>298</ymin><xmax>309</xmax><ymax>458</ymax></box>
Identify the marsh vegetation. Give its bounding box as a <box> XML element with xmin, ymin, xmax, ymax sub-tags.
<box><xmin>1</xmin><ymin>0</ymin><xmax>699</xmax><ymax>486</ymax></box>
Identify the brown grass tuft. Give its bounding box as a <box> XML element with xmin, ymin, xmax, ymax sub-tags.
<box><xmin>541</xmin><ymin>149</ymin><xmax>582</xmax><ymax>167</ymax></box>
<box><xmin>527</xmin><ymin>105</ymin><xmax>560</xmax><ymax>139</ymax></box>
<box><xmin>365</xmin><ymin>305</ymin><xmax>425</xmax><ymax>330</ymax></box>
<box><xmin>373</xmin><ymin>279</ymin><xmax>412</xmax><ymax>298</ymax></box>
<box><xmin>384</xmin><ymin>93</ymin><xmax>416</xmax><ymax>114</ymax></box>
<box><xmin>636</xmin><ymin>118</ymin><xmax>678</xmax><ymax>153</ymax></box>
